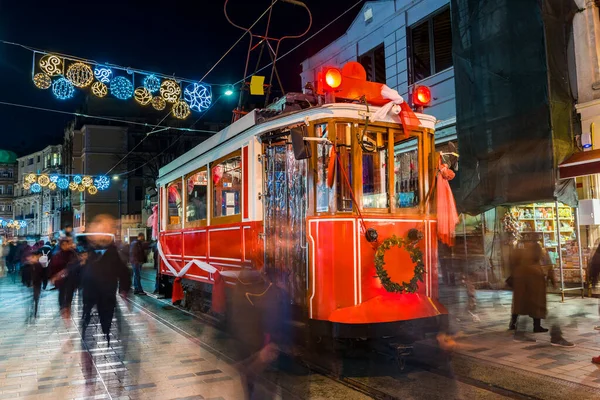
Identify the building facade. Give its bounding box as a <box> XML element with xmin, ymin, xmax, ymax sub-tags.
<box><xmin>14</xmin><ymin>145</ymin><xmax>63</xmax><ymax>239</ymax></box>
<box><xmin>0</xmin><ymin>150</ymin><xmax>17</xmax><ymax>239</ymax></box>
<box><xmin>300</xmin><ymin>0</ymin><xmax>456</xmax><ymax>147</ymax></box>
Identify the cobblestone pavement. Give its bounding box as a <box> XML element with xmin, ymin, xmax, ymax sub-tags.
<box><xmin>442</xmin><ymin>286</ymin><xmax>600</xmax><ymax>389</ymax></box>
<box><xmin>0</xmin><ymin>268</ymin><xmax>371</xmax><ymax>400</ymax></box>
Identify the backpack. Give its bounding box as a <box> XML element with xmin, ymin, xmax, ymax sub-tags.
<box><xmin>39</xmin><ymin>250</ymin><xmax>50</xmax><ymax>268</ymax></box>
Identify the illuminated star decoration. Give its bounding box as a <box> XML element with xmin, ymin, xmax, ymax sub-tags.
<box><xmin>33</xmin><ymin>73</ymin><xmax>52</xmax><ymax>89</ymax></box>
<box><xmin>57</xmin><ymin>178</ymin><xmax>69</xmax><ymax>190</ymax></box>
<box><xmin>66</xmin><ymin>62</ymin><xmax>94</xmax><ymax>88</ymax></box>
<box><xmin>110</xmin><ymin>76</ymin><xmax>134</xmax><ymax>100</ymax></box>
<box><xmin>184</xmin><ymin>83</ymin><xmax>212</xmax><ymax>112</ymax></box>
<box><xmin>94</xmin><ymin>67</ymin><xmax>112</xmax><ymax>83</ymax></box>
<box><xmin>39</xmin><ymin>54</ymin><xmax>63</xmax><ymax>76</ymax></box>
<box><xmin>19</xmin><ymin>220</ymin><xmax>27</xmax><ymax>228</ymax></box>
<box><xmin>50</xmin><ymin>175</ymin><xmax>59</xmax><ymax>183</ymax></box>
<box><xmin>52</xmin><ymin>78</ymin><xmax>75</xmax><ymax>100</ymax></box>
<box><xmin>31</xmin><ymin>183</ymin><xmax>42</xmax><ymax>193</ymax></box>
<box><xmin>91</xmin><ymin>81</ymin><xmax>108</xmax><ymax>98</ymax></box>
<box><xmin>144</xmin><ymin>75</ymin><xmax>161</xmax><ymax>93</ymax></box>
<box><xmin>160</xmin><ymin>80</ymin><xmax>181</xmax><ymax>103</ymax></box>
<box><xmin>94</xmin><ymin>176</ymin><xmax>110</xmax><ymax>191</ymax></box>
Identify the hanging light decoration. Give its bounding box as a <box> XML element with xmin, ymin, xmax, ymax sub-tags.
<box><xmin>110</xmin><ymin>76</ymin><xmax>134</xmax><ymax>100</ymax></box>
<box><xmin>152</xmin><ymin>96</ymin><xmax>166</xmax><ymax>111</ymax></box>
<box><xmin>33</xmin><ymin>73</ymin><xmax>52</xmax><ymax>89</ymax></box>
<box><xmin>81</xmin><ymin>176</ymin><xmax>93</xmax><ymax>187</ymax></box>
<box><xmin>25</xmin><ymin>173</ymin><xmax>37</xmax><ymax>184</ymax></box>
<box><xmin>144</xmin><ymin>75</ymin><xmax>161</xmax><ymax>93</ymax></box>
<box><xmin>50</xmin><ymin>175</ymin><xmax>59</xmax><ymax>183</ymax></box>
<box><xmin>88</xmin><ymin>186</ymin><xmax>98</xmax><ymax>195</ymax></box>
<box><xmin>77</xmin><ymin>184</ymin><xmax>86</xmax><ymax>192</ymax></box>
<box><xmin>69</xmin><ymin>182</ymin><xmax>78</xmax><ymax>191</ymax></box>
<box><xmin>184</xmin><ymin>83</ymin><xmax>212</xmax><ymax>112</ymax></box>
<box><xmin>48</xmin><ymin>182</ymin><xmax>57</xmax><ymax>190</ymax></box>
<box><xmin>94</xmin><ymin>66</ymin><xmax>112</xmax><ymax>83</ymax></box>
<box><xmin>23</xmin><ymin>182</ymin><xmax>31</xmax><ymax>190</ymax></box>
<box><xmin>91</xmin><ymin>81</ymin><xmax>108</xmax><ymax>98</ymax></box>
<box><xmin>66</xmin><ymin>62</ymin><xmax>94</xmax><ymax>88</ymax></box>
<box><xmin>37</xmin><ymin>174</ymin><xmax>50</xmax><ymax>187</ymax></box>
<box><xmin>39</xmin><ymin>54</ymin><xmax>63</xmax><ymax>76</ymax></box>
<box><xmin>94</xmin><ymin>176</ymin><xmax>110</xmax><ymax>191</ymax></box>
<box><xmin>52</xmin><ymin>77</ymin><xmax>75</xmax><ymax>100</ymax></box>
<box><xmin>73</xmin><ymin>175</ymin><xmax>82</xmax><ymax>184</ymax></box>
<box><xmin>134</xmin><ymin>87</ymin><xmax>153</xmax><ymax>105</ymax></box>
<box><xmin>57</xmin><ymin>178</ymin><xmax>70</xmax><ymax>190</ymax></box>
<box><xmin>160</xmin><ymin>80</ymin><xmax>181</xmax><ymax>103</ymax></box>
<box><xmin>172</xmin><ymin>100</ymin><xmax>191</xmax><ymax>120</ymax></box>
<box><xmin>31</xmin><ymin>183</ymin><xmax>42</xmax><ymax>193</ymax></box>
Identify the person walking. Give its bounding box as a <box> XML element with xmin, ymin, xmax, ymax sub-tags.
<box><xmin>23</xmin><ymin>249</ymin><xmax>44</xmax><ymax>318</ymax></box>
<box><xmin>80</xmin><ymin>215</ymin><xmax>131</xmax><ymax>346</ymax></box>
<box><xmin>587</xmin><ymin>243</ymin><xmax>600</xmax><ymax>364</ymax></box>
<box><xmin>48</xmin><ymin>238</ymin><xmax>77</xmax><ymax>318</ymax></box>
<box><xmin>129</xmin><ymin>233</ymin><xmax>147</xmax><ymax>295</ymax></box>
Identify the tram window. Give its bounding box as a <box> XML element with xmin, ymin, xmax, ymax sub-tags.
<box><xmin>316</xmin><ymin>123</ymin><xmax>333</xmax><ymax>213</ymax></box>
<box><xmin>213</xmin><ymin>155</ymin><xmax>242</xmax><ymax>218</ymax></box>
<box><xmin>394</xmin><ymin>136</ymin><xmax>419</xmax><ymax>208</ymax></box>
<box><xmin>361</xmin><ymin>131</ymin><xmax>389</xmax><ymax>209</ymax></box>
<box><xmin>186</xmin><ymin>169</ymin><xmax>208</xmax><ymax>224</ymax></box>
<box><xmin>167</xmin><ymin>179</ymin><xmax>183</xmax><ymax>228</ymax></box>
<box><xmin>335</xmin><ymin>123</ymin><xmax>353</xmax><ymax>211</ymax></box>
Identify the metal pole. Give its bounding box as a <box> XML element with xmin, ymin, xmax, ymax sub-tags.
<box><xmin>482</xmin><ymin>213</ymin><xmax>489</xmax><ymax>284</ymax></box>
<box><xmin>463</xmin><ymin>214</ymin><xmax>468</xmax><ymax>278</ymax></box>
<box><xmin>575</xmin><ymin>207</ymin><xmax>585</xmax><ymax>298</ymax></box>
<box><xmin>118</xmin><ymin>190</ymin><xmax>122</xmax><ymax>241</ymax></box>
<box><xmin>555</xmin><ymin>200</ymin><xmax>565</xmax><ymax>302</ymax></box>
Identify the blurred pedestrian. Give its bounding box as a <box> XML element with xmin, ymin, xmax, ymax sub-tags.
<box><xmin>129</xmin><ymin>233</ymin><xmax>147</xmax><ymax>295</ymax></box>
<box><xmin>48</xmin><ymin>238</ymin><xmax>77</xmax><ymax>318</ymax></box>
<box><xmin>80</xmin><ymin>215</ymin><xmax>131</xmax><ymax>346</ymax></box>
<box><xmin>587</xmin><ymin>244</ymin><xmax>600</xmax><ymax>364</ymax></box>
<box><xmin>23</xmin><ymin>248</ymin><xmax>44</xmax><ymax>318</ymax></box>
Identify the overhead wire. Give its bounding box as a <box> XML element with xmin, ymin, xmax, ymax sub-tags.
<box><xmin>0</xmin><ymin>100</ymin><xmax>217</xmax><ymax>133</ymax></box>
<box><xmin>233</xmin><ymin>0</ymin><xmax>363</xmax><ymax>86</ymax></box>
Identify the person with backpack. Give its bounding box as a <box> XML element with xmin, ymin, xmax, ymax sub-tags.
<box><xmin>129</xmin><ymin>233</ymin><xmax>147</xmax><ymax>295</ymax></box>
<box><xmin>39</xmin><ymin>244</ymin><xmax>52</xmax><ymax>290</ymax></box>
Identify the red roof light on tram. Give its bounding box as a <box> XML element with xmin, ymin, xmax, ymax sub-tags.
<box><xmin>324</xmin><ymin>68</ymin><xmax>342</xmax><ymax>90</ymax></box>
<box><xmin>413</xmin><ymin>85</ymin><xmax>432</xmax><ymax>107</ymax></box>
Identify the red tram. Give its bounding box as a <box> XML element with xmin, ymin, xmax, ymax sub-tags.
<box><xmin>156</xmin><ymin>62</ymin><xmax>448</xmax><ymax>339</ymax></box>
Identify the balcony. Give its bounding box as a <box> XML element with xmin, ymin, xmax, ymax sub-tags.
<box><xmin>25</xmin><ymin>213</ymin><xmax>35</xmax><ymax>219</ymax></box>
<box><xmin>15</xmin><ymin>215</ymin><xmax>24</xmax><ymax>220</ymax></box>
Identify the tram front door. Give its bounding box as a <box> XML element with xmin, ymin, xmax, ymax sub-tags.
<box><xmin>263</xmin><ymin>143</ymin><xmax>308</xmax><ymax>307</ymax></box>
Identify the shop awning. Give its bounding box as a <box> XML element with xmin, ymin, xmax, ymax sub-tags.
<box><xmin>559</xmin><ymin>149</ymin><xmax>600</xmax><ymax>179</ymax></box>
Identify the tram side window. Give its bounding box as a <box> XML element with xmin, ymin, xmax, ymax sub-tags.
<box><xmin>213</xmin><ymin>155</ymin><xmax>242</xmax><ymax>218</ymax></box>
<box><xmin>186</xmin><ymin>169</ymin><xmax>208</xmax><ymax>223</ymax></box>
<box><xmin>167</xmin><ymin>179</ymin><xmax>183</xmax><ymax>227</ymax></box>
<box><xmin>394</xmin><ymin>137</ymin><xmax>419</xmax><ymax>208</ymax></box>
<box><xmin>361</xmin><ymin>131</ymin><xmax>389</xmax><ymax>209</ymax></box>
<box><xmin>335</xmin><ymin>123</ymin><xmax>353</xmax><ymax>212</ymax></box>
<box><xmin>316</xmin><ymin>123</ymin><xmax>333</xmax><ymax>213</ymax></box>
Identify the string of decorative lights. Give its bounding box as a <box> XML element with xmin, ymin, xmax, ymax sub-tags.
<box><xmin>232</xmin><ymin>0</ymin><xmax>363</xmax><ymax>86</ymax></box>
<box><xmin>0</xmin><ymin>219</ymin><xmax>27</xmax><ymax>229</ymax></box>
<box><xmin>0</xmin><ymin>101</ymin><xmax>218</xmax><ymax>134</ymax></box>
<box><xmin>22</xmin><ymin>173</ymin><xmax>110</xmax><ymax>195</ymax></box>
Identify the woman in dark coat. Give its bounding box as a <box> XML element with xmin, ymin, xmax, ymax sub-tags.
<box><xmin>510</xmin><ymin>243</ymin><xmax>548</xmax><ymax>335</ymax></box>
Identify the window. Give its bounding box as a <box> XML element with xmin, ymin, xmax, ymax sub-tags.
<box><xmin>335</xmin><ymin>123</ymin><xmax>353</xmax><ymax>211</ymax></box>
<box><xmin>20</xmin><ymin>161</ymin><xmax>24</xmax><ymax>168</ymax></box>
<box><xmin>6</xmin><ymin>185</ymin><xmax>12</xmax><ymax>195</ymax></box>
<box><xmin>361</xmin><ymin>130</ymin><xmax>388</xmax><ymax>208</ymax></box>
<box><xmin>134</xmin><ymin>186</ymin><xmax>143</xmax><ymax>201</ymax></box>
<box><xmin>53</xmin><ymin>153</ymin><xmax>60</xmax><ymax>166</ymax></box>
<box><xmin>6</xmin><ymin>204</ymin><xmax>11</xmax><ymax>212</ymax></box>
<box><xmin>394</xmin><ymin>137</ymin><xmax>419</xmax><ymax>208</ymax></box>
<box><xmin>409</xmin><ymin>7</ymin><xmax>453</xmax><ymax>83</ymax></box>
<box><xmin>28</xmin><ymin>158</ymin><xmax>33</xmax><ymax>166</ymax></box>
<box><xmin>315</xmin><ymin>124</ymin><xmax>333</xmax><ymax>213</ymax></box>
<box><xmin>0</xmin><ymin>204</ymin><xmax>4</xmax><ymax>212</ymax></box>
<box><xmin>134</xmin><ymin>162</ymin><xmax>143</xmax><ymax>177</ymax></box>
<box><xmin>186</xmin><ymin>168</ymin><xmax>208</xmax><ymax>224</ymax></box>
<box><xmin>212</xmin><ymin>153</ymin><xmax>242</xmax><ymax>219</ymax></box>
<box><xmin>167</xmin><ymin>179</ymin><xmax>182</xmax><ymax>228</ymax></box>
<box><xmin>0</xmin><ymin>185</ymin><xmax>4</xmax><ymax>195</ymax></box>
<box><xmin>37</xmin><ymin>155</ymin><xmax>41</xmax><ymax>163</ymax></box>
<box><xmin>359</xmin><ymin>44</ymin><xmax>386</xmax><ymax>83</ymax></box>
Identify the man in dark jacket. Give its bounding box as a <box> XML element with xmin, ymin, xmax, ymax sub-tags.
<box><xmin>80</xmin><ymin>215</ymin><xmax>131</xmax><ymax>346</ymax></box>
<box><xmin>588</xmin><ymin>244</ymin><xmax>600</xmax><ymax>364</ymax></box>
<box><xmin>129</xmin><ymin>233</ymin><xmax>147</xmax><ymax>295</ymax></box>
<box><xmin>48</xmin><ymin>238</ymin><xmax>77</xmax><ymax>318</ymax></box>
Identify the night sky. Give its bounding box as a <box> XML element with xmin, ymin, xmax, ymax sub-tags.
<box><xmin>0</xmin><ymin>0</ymin><xmax>364</xmax><ymax>156</ymax></box>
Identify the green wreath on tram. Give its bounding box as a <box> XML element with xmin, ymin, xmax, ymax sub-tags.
<box><xmin>374</xmin><ymin>234</ymin><xmax>425</xmax><ymax>294</ymax></box>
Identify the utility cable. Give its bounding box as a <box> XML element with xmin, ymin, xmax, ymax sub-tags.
<box><xmin>0</xmin><ymin>100</ymin><xmax>218</xmax><ymax>134</ymax></box>
<box><xmin>233</xmin><ymin>0</ymin><xmax>363</xmax><ymax>86</ymax></box>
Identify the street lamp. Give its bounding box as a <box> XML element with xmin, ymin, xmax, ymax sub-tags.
<box><xmin>224</xmin><ymin>85</ymin><xmax>234</xmax><ymax>96</ymax></box>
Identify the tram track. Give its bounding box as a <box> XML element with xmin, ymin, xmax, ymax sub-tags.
<box><xmin>136</xmin><ymin>274</ymin><xmax>552</xmax><ymax>399</ymax></box>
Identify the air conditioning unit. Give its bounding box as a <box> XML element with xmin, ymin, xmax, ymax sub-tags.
<box><xmin>579</xmin><ymin>199</ymin><xmax>600</xmax><ymax>225</ymax></box>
